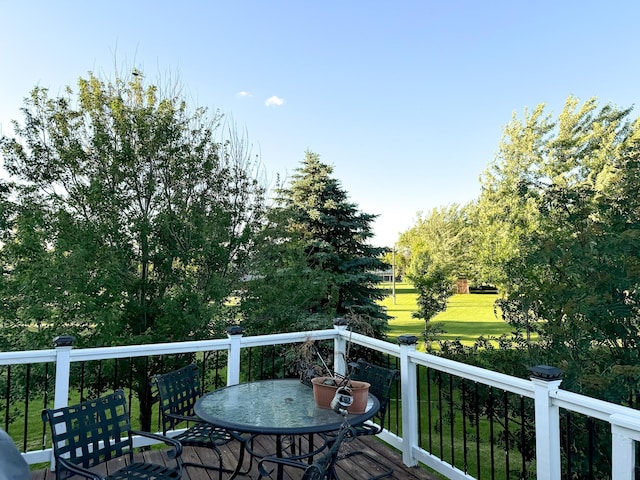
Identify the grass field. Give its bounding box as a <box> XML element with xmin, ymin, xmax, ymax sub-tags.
<box><xmin>379</xmin><ymin>282</ymin><xmax>525</xmax><ymax>478</ymax></box>
<box><xmin>378</xmin><ymin>281</ymin><xmax>512</xmax><ymax>348</ymax></box>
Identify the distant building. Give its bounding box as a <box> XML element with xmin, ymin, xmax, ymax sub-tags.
<box><xmin>373</xmin><ymin>270</ymin><xmax>400</xmax><ymax>282</ymax></box>
<box><xmin>455</xmin><ymin>277</ymin><xmax>469</xmax><ymax>294</ymax></box>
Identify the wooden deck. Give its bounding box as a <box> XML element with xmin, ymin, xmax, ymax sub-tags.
<box><xmin>31</xmin><ymin>435</ymin><xmax>440</xmax><ymax>480</ymax></box>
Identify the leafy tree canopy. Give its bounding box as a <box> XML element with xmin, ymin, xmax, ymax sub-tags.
<box><xmin>470</xmin><ymin>96</ymin><xmax>640</xmax><ymax>400</ymax></box>
<box><xmin>244</xmin><ymin>151</ymin><xmax>389</xmax><ymax>337</ymax></box>
<box><xmin>397</xmin><ymin>204</ymin><xmax>474</xmax><ymax>343</ymax></box>
<box><xmin>0</xmin><ymin>72</ymin><xmax>266</xmax><ymax>351</ymax></box>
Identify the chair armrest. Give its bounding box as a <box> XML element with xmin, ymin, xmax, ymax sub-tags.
<box><xmin>354</xmin><ymin>422</ymin><xmax>382</xmax><ymax>436</ymax></box>
<box><xmin>130</xmin><ymin>429</ymin><xmax>184</xmax><ymax>459</ymax></box>
<box><xmin>56</xmin><ymin>457</ymin><xmax>103</xmax><ymax>480</ymax></box>
<box><xmin>165</xmin><ymin>411</ymin><xmax>202</xmax><ymax>424</ymax></box>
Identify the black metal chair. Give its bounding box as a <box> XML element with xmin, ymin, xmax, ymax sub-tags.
<box><xmin>150</xmin><ymin>363</ymin><xmax>234</xmax><ymax>476</ymax></box>
<box><xmin>338</xmin><ymin>359</ymin><xmax>400</xmax><ymax>480</ymax></box>
<box><xmin>258</xmin><ymin>425</ymin><xmax>356</xmax><ymax>480</ymax></box>
<box><xmin>42</xmin><ymin>389</ymin><xmax>183</xmax><ymax>480</ymax></box>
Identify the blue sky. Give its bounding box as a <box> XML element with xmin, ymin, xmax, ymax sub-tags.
<box><xmin>1</xmin><ymin>1</ymin><xmax>639</xmax><ymax>247</ymax></box>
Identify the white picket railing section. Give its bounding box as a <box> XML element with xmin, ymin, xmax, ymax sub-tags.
<box><xmin>1</xmin><ymin>324</ymin><xmax>640</xmax><ymax>480</ymax></box>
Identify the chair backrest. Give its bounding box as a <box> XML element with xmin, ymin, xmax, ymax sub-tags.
<box><xmin>303</xmin><ymin>425</ymin><xmax>355</xmax><ymax>480</ymax></box>
<box><xmin>42</xmin><ymin>389</ymin><xmax>133</xmax><ymax>473</ymax></box>
<box><xmin>349</xmin><ymin>359</ymin><xmax>399</xmax><ymax>425</ymax></box>
<box><xmin>151</xmin><ymin>363</ymin><xmax>202</xmax><ymax>434</ymax></box>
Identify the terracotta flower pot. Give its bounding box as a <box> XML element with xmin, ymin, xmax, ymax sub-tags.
<box><xmin>311</xmin><ymin>376</ymin><xmax>371</xmax><ymax>414</ymax></box>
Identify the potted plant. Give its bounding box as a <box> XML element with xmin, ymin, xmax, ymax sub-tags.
<box><xmin>293</xmin><ymin>316</ymin><xmax>371</xmax><ymax>413</ymax></box>
<box><xmin>310</xmin><ymin>376</ymin><xmax>370</xmax><ymax>414</ymax></box>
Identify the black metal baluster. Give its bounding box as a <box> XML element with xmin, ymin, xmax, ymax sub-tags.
<box><xmin>80</xmin><ymin>362</ymin><xmax>86</xmax><ymax>402</ymax></box>
<box><xmin>22</xmin><ymin>364</ymin><xmax>31</xmax><ymax>450</ymax></box>
<box><xmin>449</xmin><ymin>374</ymin><xmax>455</xmax><ymax>466</ymax></box>
<box><xmin>566</xmin><ymin>412</ymin><xmax>572</xmax><ymax>480</ymax></box>
<box><xmin>114</xmin><ymin>358</ymin><xmax>119</xmax><ymax>390</ymax></box>
<box><xmin>155</xmin><ymin>358</ymin><xmax>162</xmax><ymax>429</ymax></box>
<box><xmin>202</xmin><ymin>353</ymin><xmax>209</xmax><ymax>389</ymax></box>
<box><xmin>247</xmin><ymin>347</ymin><xmax>254</xmax><ymax>382</ymax></box>
<box><xmin>4</xmin><ymin>365</ymin><xmax>11</xmax><ymax>431</ymax></box>
<box><xmin>97</xmin><ymin>360</ymin><xmax>103</xmax><ymax>395</ymax></box>
<box><xmin>131</xmin><ymin>357</ymin><xmax>139</xmax><ymax>408</ymax></box>
<box><xmin>132</xmin><ymin>357</ymin><xmax>139</xmax><ymax>394</ymax></box>
<box><xmin>417</xmin><ymin>365</ymin><xmax>423</xmax><ymax>449</ymax></box>
<box><xmin>427</xmin><ymin>367</ymin><xmax>433</xmax><ymax>453</ymax></box>
<box><xmin>215</xmin><ymin>350</ymin><xmax>222</xmax><ymax>389</ymax></box>
<box><xmin>520</xmin><ymin>396</ymin><xmax>526</xmax><ymax>479</ymax></box>
<box><xmin>259</xmin><ymin>346</ymin><xmax>265</xmax><ymax>379</ymax></box>
<box><xmin>503</xmin><ymin>390</ymin><xmax>509</xmax><ymax>479</ymax></box>
<box><xmin>438</xmin><ymin>371</ymin><xmax>444</xmax><ymax>458</ymax></box>
<box><xmin>475</xmin><ymin>382</ymin><xmax>481</xmax><ymax>480</ymax></box>
<box><xmin>395</xmin><ymin>358</ymin><xmax>401</xmax><ymax>435</ymax></box>
<box><xmin>588</xmin><ymin>417</ymin><xmax>595</xmax><ymax>479</ymax></box>
<box><xmin>41</xmin><ymin>363</ymin><xmax>50</xmax><ymax>450</ymax></box>
<box><xmin>462</xmin><ymin>379</ymin><xmax>468</xmax><ymax>474</ymax></box>
<box><xmin>489</xmin><ymin>387</ymin><xmax>495</xmax><ymax>480</ymax></box>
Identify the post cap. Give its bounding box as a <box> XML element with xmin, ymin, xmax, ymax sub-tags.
<box><xmin>226</xmin><ymin>326</ymin><xmax>244</xmax><ymax>335</ymax></box>
<box><xmin>398</xmin><ymin>335</ymin><xmax>418</xmax><ymax>345</ymax></box>
<box><xmin>53</xmin><ymin>335</ymin><xmax>75</xmax><ymax>347</ymax></box>
<box><xmin>528</xmin><ymin>365</ymin><xmax>563</xmax><ymax>380</ymax></box>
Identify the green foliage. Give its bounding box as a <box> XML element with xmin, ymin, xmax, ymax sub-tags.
<box><xmin>428</xmin><ymin>96</ymin><xmax>640</xmax><ymax>478</ymax></box>
<box><xmin>244</xmin><ymin>151</ymin><xmax>389</xmax><ymax>337</ymax></box>
<box><xmin>398</xmin><ymin>205</ymin><xmax>475</xmax><ymax>336</ymax></box>
<box><xmin>0</xmin><ymin>72</ymin><xmax>266</xmax><ymax>428</ymax></box>
<box><xmin>240</xmin><ymin>203</ymin><xmax>333</xmax><ymax>334</ymax></box>
<box><xmin>0</xmin><ymin>72</ymin><xmax>266</xmax><ymax>350</ymax></box>
<box><xmin>485</xmin><ymin>98</ymin><xmax>640</xmax><ymax>397</ymax></box>
<box><xmin>390</xmin><ymin>96</ymin><xmax>640</xmax><ymax>478</ymax></box>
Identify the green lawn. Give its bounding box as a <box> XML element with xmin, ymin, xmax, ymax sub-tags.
<box><xmin>379</xmin><ymin>281</ymin><xmax>512</xmax><ymax>348</ymax></box>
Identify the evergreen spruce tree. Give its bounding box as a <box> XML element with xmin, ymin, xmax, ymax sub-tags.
<box><xmin>277</xmin><ymin>151</ymin><xmax>389</xmax><ymax>337</ymax></box>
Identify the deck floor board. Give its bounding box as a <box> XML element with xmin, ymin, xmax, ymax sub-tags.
<box><xmin>31</xmin><ymin>435</ymin><xmax>440</xmax><ymax>480</ymax></box>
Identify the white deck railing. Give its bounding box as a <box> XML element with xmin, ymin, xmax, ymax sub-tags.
<box><xmin>2</xmin><ymin>324</ymin><xmax>640</xmax><ymax>480</ymax></box>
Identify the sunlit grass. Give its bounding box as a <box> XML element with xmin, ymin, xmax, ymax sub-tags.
<box><xmin>379</xmin><ymin>281</ymin><xmax>513</xmax><ymax>349</ymax></box>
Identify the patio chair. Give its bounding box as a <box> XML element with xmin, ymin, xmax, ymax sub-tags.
<box><xmin>338</xmin><ymin>359</ymin><xmax>400</xmax><ymax>480</ymax></box>
<box><xmin>257</xmin><ymin>424</ymin><xmax>356</xmax><ymax>480</ymax></box>
<box><xmin>42</xmin><ymin>389</ymin><xmax>183</xmax><ymax>480</ymax></box>
<box><xmin>151</xmin><ymin>363</ymin><xmax>234</xmax><ymax>476</ymax></box>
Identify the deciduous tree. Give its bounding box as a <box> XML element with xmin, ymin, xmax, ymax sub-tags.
<box><xmin>0</xmin><ymin>72</ymin><xmax>266</xmax><ymax>427</ymax></box>
<box><xmin>398</xmin><ymin>204</ymin><xmax>474</xmax><ymax>340</ymax></box>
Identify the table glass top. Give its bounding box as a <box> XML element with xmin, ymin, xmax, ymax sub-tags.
<box><xmin>194</xmin><ymin>378</ymin><xmax>378</xmax><ymax>434</ymax></box>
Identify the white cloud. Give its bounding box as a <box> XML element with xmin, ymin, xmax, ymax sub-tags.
<box><xmin>236</xmin><ymin>91</ymin><xmax>252</xmax><ymax>97</ymax></box>
<box><xmin>265</xmin><ymin>96</ymin><xmax>285</xmax><ymax>107</ymax></box>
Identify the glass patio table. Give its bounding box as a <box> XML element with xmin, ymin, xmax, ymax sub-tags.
<box><xmin>194</xmin><ymin>378</ymin><xmax>380</xmax><ymax>478</ymax></box>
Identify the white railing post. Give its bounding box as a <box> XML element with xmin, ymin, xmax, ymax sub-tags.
<box><xmin>398</xmin><ymin>335</ymin><xmax>419</xmax><ymax>467</ymax></box>
<box><xmin>51</xmin><ymin>335</ymin><xmax>75</xmax><ymax>469</ymax></box>
<box><xmin>226</xmin><ymin>326</ymin><xmax>243</xmax><ymax>386</ymax></box>
<box><xmin>333</xmin><ymin>318</ymin><xmax>348</xmax><ymax>376</ymax></box>
<box><xmin>610</xmin><ymin>414</ymin><xmax>640</xmax><ymax>480</ymax></box>
<box><xmin>530</xmin><ymin>365</ymin><xmax>563</xmax><ymax>480</ymax></box>
<box><xmin>53</xmin><ymin>336</ymin><xmax>75</xmax><ymax>409</ymax></box>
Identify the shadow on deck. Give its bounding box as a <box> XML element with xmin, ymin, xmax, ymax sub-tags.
<box><xmin>31</xmin><ymin>435</ymin><xmax>440</xmax><ymax>480</ymax></box>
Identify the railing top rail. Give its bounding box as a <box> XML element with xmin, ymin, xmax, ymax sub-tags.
<box><xmin>0</xmin><ymin>349</ymin><xmax>56</xmax><ymax>365</ymax></box>
<box><xmin>240</xmin><ymin>329</ymin><xmax>338</xmax><ymax>348</ymax></box>
<box><xmin>338</xmin><ymin>330</ymin><xmax>401</xmax><ymax>358</ymax></box>
<box><xmin>69</xmin><ymin>337</ymin><xmax>232</xmax><ymax>362</ymax></box>
<box><xmin>553</xmin><ymin>388</ymin><xmax>640</xmax><ymax>423</ymax></box>
<box><xmin>408</xmin><ymin>349</ymin><xmax>535</xmax><ymax>398</ymax></box>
